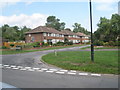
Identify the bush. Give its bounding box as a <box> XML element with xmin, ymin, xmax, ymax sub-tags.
<box><xmin>103</xmin><ymin>42</ymin><xmax>109</xmax><ymax>46</ymax></box>
<box><xmin>0</xmin><ymin>46</ymin><xmax>9</xmax><ymax>49</ymax></box>
<box><xmin>56</xmin><ymin>42</ymin><xmax>64</xmax><ymax>46</ymax></box>
<box><xmin>32</xmin><ymin>42</ymin><xmax>40</xmax><ymax>48</ymax></box>
<box><xmin>108</xmin><ymin>41</ymin><xmax>115</xmax><ymax>46</ymax></box>
<box><xmin>94</xmin><ymin>40</ymin><xmax>104</xmax><ymax>46</ymax></box>
<box><xmin>114</xmin><ymin>41</ymin><xmax>120</xmax><ymax>46</ymax></box>
<box><xmin>10</xmin><ymin>44</ymin><xmax>15</xmax><ymax>47</ymax></box>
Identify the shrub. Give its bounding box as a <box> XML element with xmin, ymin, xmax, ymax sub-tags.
<box><xmin>103</xmin><ymin>42</ymin><xmax>109</xmax><ymax>46</ymax></box>
<box><xmin>32</xmin><ymin>42</ymin><xmax>40</xmax><ymax>47</ymax></box>
<box><xmin>0</xmin><ymin>46</ymin><xmax>9</xmax><ymax>49</ymax></box>
<box><xmin>56</xmin><ymin>42</ymin><xmax>64</xmax><ymax>46</ymax></box>
<box><xmin>108</xmin><ymin>41</ymin><xmax>115</xmax><ymax>46</ymax></box>
<box><xmin>10</xmin><ymin>44</ymin><xmax>15</xmax><ymax>47</ymax></box>
<box><xmin>94</xmin><ymin>40</ymin><xmax>104</xmax><ymax>46</ymax></box>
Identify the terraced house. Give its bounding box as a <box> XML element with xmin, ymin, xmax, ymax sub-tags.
<box><xmin>25</xmin><ymin>26</ymin><xmax>90</xmax><ymax>44</ymax></box>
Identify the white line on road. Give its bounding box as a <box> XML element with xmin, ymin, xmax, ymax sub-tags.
<box><xmin>79</xmin><ymin>73</ymin><xmax>88</xmax><ymax>76</ymax></box>
<box><xmin>67</xmin><ymin>72</ymin><xmax>76</xmax><ymax>75</ymax></box>
<box><xmin>3</xmin><ymin>65</ymin><xmax>9</xmax><ymax>67</ymax></box>
<box><xmin>49</xmin><ymin>69</ymin><xmax>58</xmax><ymax>71</ymax></box>
<box><xmin>41</xmin><ymin>68</ymin><xmax>48</xmax><ymax>71</ymax></box>
<box><xmin>46</xmin><ymin>71</ymin><xmax>54</xmax><ymax>73</ymax></box>
<box><xmin>17</xmin><ymin>66</ymin><xmax>23</xmax><ymax>68</ymax></box>
<box><xmin>24</xmin><ymin>67</ymin><xmax>31</xmax><ymax>69</ymax></box>
<box><xmin>69</xmin><ymin>70</ymin><xmax>77</xmax><ymax>72</ymax></box>
<box><xmin>56</xmin><ymin>72</ymin><xmax>65</xmax><ymax>74</ymax></box>
<box><xmin>59</xmin><ymin>70</ymin><xmax>68</xmax><ymax>72</ymax></box>
<box><xmin>32</xmin><ymin>68</ymin><xmax>40</xmax><ymax>70</ymax></box>
<box><xmin>91</xmin><ymin>74</ymin><xmax>101</xmax><ymax>77</ymax></box>
<box><xmin>10</xmin><ymin>65</ymin><xmax>16</xmax><ymax>68</ymax></box>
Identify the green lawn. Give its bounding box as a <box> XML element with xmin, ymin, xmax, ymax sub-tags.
<box><xmin>42</xmin><ymin>51</ymin><xmax>118</xmax><ymax>74</ymax></box>
<box><xmin>1</xmin><ymin>44</ymin><xmax>84</xmax><ymax>55</ymax></box>
<box><xmin>81</xmin><ymin>46</ymin><xmax>118</xmax><ymax>50</ymax></box>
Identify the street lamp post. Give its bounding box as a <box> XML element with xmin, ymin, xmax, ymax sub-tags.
<box><xmin>89</xmin><ymin>0</ymin><xmax>94</xmax><ymax>62</ymax></box>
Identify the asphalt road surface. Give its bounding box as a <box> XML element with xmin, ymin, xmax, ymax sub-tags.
<box><xmin>0</xmin><ymin>45</ymin><xmax>118</xmax><ymax>88</ymax></box>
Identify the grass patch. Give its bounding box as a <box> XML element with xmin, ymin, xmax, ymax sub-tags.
<box><xmin>42</xmin><ymin>51</ymin><xmax>118</xmax><ymax>74</ymax></box>
<box><xmin>1</xmin><ymin>44</ymin><xmax>84</xmax><ymax>55</ymax></box>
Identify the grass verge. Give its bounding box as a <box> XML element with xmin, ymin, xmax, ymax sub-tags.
<box><xmin>1</xmin><ymin>44</ymin><xmax>85</xmax><ymax>55</ymax></box>
<box><xmin>42</xmin><ymin>51</ymin><xmax>118</xmax><ymax>74</ymax></box>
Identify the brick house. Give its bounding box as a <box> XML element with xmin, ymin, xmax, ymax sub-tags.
<box><xmin>25</xmin><ymin>26</ymin><xmax>90</xmax><ymax>44</ymax></box>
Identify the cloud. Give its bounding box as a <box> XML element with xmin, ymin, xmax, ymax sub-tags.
<box><xmin>94</xmin><ymin>0</ymin><xmax>119</xmax><ymax>11</ymax></box>
<box><xmin>0</xmin><ymin>13</ymin><xmax>48</xmax><ymax>29</ymax></box>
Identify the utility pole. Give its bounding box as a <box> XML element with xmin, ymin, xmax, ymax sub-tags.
<box><xmin>89</xmin><ymin>0</ymin><xmax>94</xmax><ymax>62</ymax></box>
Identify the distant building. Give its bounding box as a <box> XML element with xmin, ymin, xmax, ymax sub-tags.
<box><xmin>118</xmin><ymin>1</ymin><xmax>120</xmax><ymax>15</ymax></box>
<box><xmin>25</xmin><ymin>26</ymin><xmax>90</xmax><ymax>44</ymax></box>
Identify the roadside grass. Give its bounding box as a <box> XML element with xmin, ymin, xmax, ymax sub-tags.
<box><xmin>80</xmin><ymin>46</ymin><xmax>118</xmax><ymax>50</ymax></box>
<box><xmin>42</xmin><ymin>51</ymin><xmax>118</xmax><ymax>74</ymax></box>
<box><xmin>1</xmin><ymin>44</ymin><xmax>85</xmax><ymax>55</ymax></box>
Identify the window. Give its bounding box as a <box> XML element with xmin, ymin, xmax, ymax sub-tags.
<box><xmin>43</xmin><ymin>33</ymin><xmax>47</xmax><ymax>36</ymax></box>
<box><xmin>31</xmin><ymin>37</ymin><xmax>35</xmax><ymax>42</ymax></box>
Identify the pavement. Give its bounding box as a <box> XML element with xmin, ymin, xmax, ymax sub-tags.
<box><xmin>0</xmin><ymin>45</ymin><xmax>119</xmax><ymax>88</ymax></box>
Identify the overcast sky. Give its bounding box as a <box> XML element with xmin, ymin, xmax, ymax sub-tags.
<box><xmin>0</xmin><ymin>0</ymin><xmax>119</xmax><ymax>32</ymax></box>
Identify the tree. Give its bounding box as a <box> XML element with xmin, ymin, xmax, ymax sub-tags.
<box><xmin>64</xmin><ymin>28</ymin><xmax>71</xmax><ymax>31</ymax></box>
<box><xmin>72</xmin><ymin>23</ymin><xmax>90</xmax><ymax>35</ymax></box>
<box><xmin>1</xmin><ymin>24</ymin><xmax>31</xmax><ymax>41</ymax></box>
<box><xmin>45</xmin><ymin>16</ymin><xmax>65</xmax><ymax>31</ymax></box>
<box><xmin>94</xmin><ymin>14</ymin><xmax>120</xmax><ymax>43</ymax></box>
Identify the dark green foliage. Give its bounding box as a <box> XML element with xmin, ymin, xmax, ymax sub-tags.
<box><xmin>1</xmin><ymin>24</ymin><xmax>31</xmax><ymax>42</ymax></box>
<box><xmin>10</xmin><ymin>44</ymin><xmax>14</xmax><ymax>47</ymax></box>
<box><xmin>0</xmin><ymin>46</ymin><xmax>9</xmax><ymax>49</ymax></box>
<box><xmin>94</xmin><ymin>14</ymin><xmax>120</xmax><ymax>46</ymax></box>
<box><xmin>45</xmin><ymin>16</ymin><xmax>65</xmax><ymax>31</ymax></box>
<box><xmin>72</xmin><ymin>23</ymin><xmax>90</xmax><ymax>35</ymax></box>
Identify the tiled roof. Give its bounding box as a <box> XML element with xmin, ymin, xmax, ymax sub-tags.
<box><xmin>25</xmin><ymin>26</ymin><xmax>63</xmax><ymax>34</ymax></box>
<box><xmin>60</xmin><ymin>30</ymin><xmax>77</xmax><ymax>35</ymax></box>
<box><xmin>25</xmin><ymin>26</ymin><xmax>88</xmax><ymax>37</ymax></box>
<box><xmin>76</xmin><ymin>32</ymin><xmax>86</xmax><ymax>36</ymax></box>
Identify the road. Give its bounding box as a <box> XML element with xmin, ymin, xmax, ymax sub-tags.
<box><xmin>0</xmin><ymin>45</ymin><xmax>118</xmax><ymax>88</ymax></box>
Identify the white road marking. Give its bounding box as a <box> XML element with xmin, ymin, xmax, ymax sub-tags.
<box><xmin>41</xmin><ymin>68</ymin><xmax>48</xmax><ymax>70</ymax></box>
<box><xmin>32</xmin><ymin>68</ymin><xmax>40</xmax><ymax>70</ymax></box>
<box><xmin>56</xmin><ymin>72</ymin><xmax>65</xmax><ymax>74</ymax></box>
<box><xmin>17</xmin><ymin>66</ymin><xmax>23</xmax><ymax>68</ymax></box>
<box><xmin>3</xmin><ymin>65</ymin><xmax>9</xmax><ymax>67</ymax></box>
<box><xmin>67</xmin><ymin>72</ymin><xmax>76</xmax><ymax>75</ymax></box>
<box><xmin>70</xmin><ymin>70</ymin><xmax>77</xmax><ymax>72</ymax></box>
<box><xmin>79</xmin><ymin>73</ymin><xmax>88</xmax><ymax>76</ymax></box>
<box><xmin>49</xmin><ymin>69</ymin><xmax>58</xmax><ymax>71</ymax></box>
<box><xmin>24</xmin><ymin>67</ymin><xmax>31</xmax><ymax>69</ymax></box>
<box><xmin>0</xmin><ymin>64</ymin><xmax>2</xmax><ymax>66</ymax></box>
<box><xmin>91</xmin><ymin>74</ymin><xmax>101</xmax><ymax>77</ymax></box>
<box><xmin>10</xmin><ymin>65</ymin><xmax>16</xmax><ymax>68</ymax></box>
<box><xmin>46</xmin><ymin>70</ymin><xmax>54</xmax><ymax>73</ymax></box>
<box><xmin>59</xmin><ymin>70</ymin><xmax>68</xmax><ymax>72</ymax></box>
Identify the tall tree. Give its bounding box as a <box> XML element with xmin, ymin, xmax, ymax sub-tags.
<box><xmin>45</xmin><ymin>16</ymin><xmax>65</xmax><ymax>31</ymax></box>
<box><xmin>94</xmin><ymin>14</ymin><xmax>120</xmax><ymax>42</ymax></box>
<box><xmin>72</xmin><ymin>23</ymin><xmax>90</xmax><ymax>35</ymax></box>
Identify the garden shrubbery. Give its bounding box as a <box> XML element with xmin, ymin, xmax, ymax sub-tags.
<box><xmin>94</xmin><ymin>40</ymin><xmax>120</xmax><ymax>46</ymax></box>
